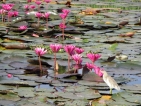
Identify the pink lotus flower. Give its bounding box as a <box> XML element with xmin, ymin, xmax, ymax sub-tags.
<box><xmin>93</xmin><ymin>65</ymin><xmax>103</xmax><ymax>77</ymax></box>
<box><xmin>72</xmin><ymin>54</ymin><xmax>82</xmax><ymax>64</ymax></box>
<box><xmin>35</xmin><ymin>0</ymin><xmax>42</xmax><ymax>5</ymax></box>
<box><xmin>27</xmin><ymin>0</ymin><xmax>32</xmax><ymax>3</ymax></box>
<box><xmin>34</xmin><ymin>47</ymin><xmax>47</xmax><ymax>73</ymax></box>
<box><xmin>7</xmin><ymin>74</ymin><xmax>13</xmax><ymax>78</ymax></box>
<box><xmin>44</xmin><ymin>0</ymin><xmax>51</xmax><ymax>3</ymax></box>
<box><xmin>50</xmin><ymin>44</ymin><xmax>62</xmax><ymax>71</ymax></box>
<box><xmin>86</xmin><ymin>62</ymin><xmax>94</xmax><ymax>71</ymax></box>
<box><xmin>62</xmin><ymin>9</ymin><xmax>70</xmax><ymax>15</ymax></box>
<box><xmin>0</xmin><ymin>9</ymin><xmax>6</xmax><ymax>14</ymax></box>
<box><xmin>64</xmin><ymin>44</ymin><xmax>75</xmax><ymax>56</ymax></box>
<box><xmin>13</xmin><ymin>11</ymin><xmax>18</xmax><ymax>17</ymax></box>
<box><xmin>50</xmin><ymin>44</ymin><xmax>62</xmax><ymax>53</ymax></box>
<box><xmin>24</xmin><ymin>4</ymin><xmax>29</xmax><ymax>10</ymax></box>
<box><xmin>43</xmin><ymin>12</ymin><xmax>50</xmax><ymax>18</ymax></box>
<box><xmin>59</xmin><ymin>13</ymin><xmax>67</xmax><ymax>19</ymax></box>
<box><xmin>2</xmin><ymin>4</ymin><xmax>12</xmax><ymax>11</ymax></box>
<box><xmin>59</xmin><ymin>22</ymin><xmax>66</xmax><ymax>29</ymax></box>
<box><xmin>29</xmin><ymin>5</ymin><xmax>36</xmax><ymax>9</ymax></box>
<box><xmin>34</xmin><ymin>47</ymin><xmax>47</xmax><ymax>56</ymax></box>
<box><xmin>8</xmin><ymin>11</ymin><xmax>14</xmax><ymax>17</ymax></box>
<box><xmin>19</xmin><ymin>25</ymin><xmax>27</xmax><ymax>31</ymax></box>
<box><xmin>7</xmin><ymin>3</ymin><xmax>15</xmax><ymax>7</ymax></box>
<box><xmin>86</xmin><ymin>53</ymin><xmax>101</xmax><ymax>63</ymax></box>
<box><xmin>75</xmin><ymin>47</ymin><xmax>84</xmax><ymax>54</ymax></box>
<box><xmin>35</xmin><ymin>12</ymin><xmax>42</xmax><ymax>18</ymax></box>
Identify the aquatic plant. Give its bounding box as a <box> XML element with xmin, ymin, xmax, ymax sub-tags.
<box><xmin>34</xmin><ymin>47</ymin><xmax>47</xmax><ymax>73</ymax></box>
<box><xmin>50</xmin><ymin>44</ymin><xmax>62</xmax><ymax>71</ymax></box>
<box><xmin>35</xmin><ymin>12</ymin><xmax>42</xmax><ymax>26</ymax></box>
<box><xmin>64</xmin><ymin>44</ymin><xmax>75</xmax><ymax>71</ymax></box>
<box><xmin>43</xmin><ymin>12</ymin><xmax>50</xmax><ymax>29</ymax></box>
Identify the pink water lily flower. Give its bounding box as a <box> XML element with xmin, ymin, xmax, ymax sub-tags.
<box><xmin>93</xmin><ymin>65</ymin><xmax>103</xmax><ymax>77</ymax></box>
<box><xmin>43</xmin><ymin>12</ymin><xmax>50</xmax><ymax>18</ymax></box>
<box><xmin>7</xmin><ymin>74</ymin><xmax>13</xmax><ymax>78</ymax></box>
<box><xmin>13</xmin><ymin>11</ymin><xmax>18</xmax><ymax>17</ymax></box>
<box><xmin>29</xmin><ymin>5</ymin><xmax>36</xmax><ymax>9</ymax></box>
<box><xmin>19</xmin><ymin>25</ymin><xmax>27</xmax><ymax>31</ymax></box>
<box><xmin>75</xmin><ymin>47</ymin><xmax>84</xmax><ymax>54</ymax></box>
<box><xmin>86</xmin><ymin>62</ymin><xmax>94</xmax><ymax>71</ymax></box>
<box><xmin>44</xmin><ymin>0</ymin><xmax>51</xmax><ymax>3</ymax></box>
<box><xmin>35</xmin><ymin>0</ymin><xmax>42</xmax><ymax>5</ymax></box>
<box><xmin>24</xmin><ymin>4</ymin><xmax>29</xmax><ymax>10</ymax></box>
<box><xmin>59</xmin><ymin>13</ymin><xmax>67</xmax><ymax>19</ymax></box>
<box><xmin>27</xmin><ymin>0</ymin><xmax>32</xmax><ymax>3</ymax></box>
<box><xmin>35</xmin><ymin>12</ymin><xmax>42</xmax><ymax>18</ymax></box>
<box><xmin>0</xmin><ymin>9</ymin><xmax>6</xmax><ymax>14</ymax></box>
<box><xmin>59</xmin><ymin>22</ymin><xmax>66</xmax><ymax>29</ymax></box>
<box><xmin>62</xmin><ymin>9</ymin><xmax>70</xmax><ymax>15</ymax></box>
<box><xmin>2</xmin><ymin>4</ymin><xmax>12</xmax><ymax>11</ymax></box>
<box><xmin>7</xmin><ymin>3</ymin><xmax>15</xmax><ymax>7</ymax></box>
<box><xmin>50</xmin><ymin>44</ymin><xmax>62</xmax><ymax>53</ymax></box>
<box><xmin>72</xmin><ymin>54</ymin><xmax>82</xmax><ymax>65</ymax></box>
<box><xmin>64</xmin><ymin>44</ymin><xmax>75</xmax><ymax>56</ymax></box>
<box><xmin>34</xmin><ymin>47</ymin><xmax>47</xmax><ymax>56</ymax></box>
<box><xmin>86</xmin><ymin>53</ymin><xmax>101</xmax><ymax>63</ymax></box>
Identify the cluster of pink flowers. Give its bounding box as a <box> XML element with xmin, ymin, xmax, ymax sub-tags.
<box><xmin>59</xmin><ymin>9</ymin><xmax>70</xmax><ymax>40</ymax></box>
<box><xmin>34</xmin><ymin>44</ymin><xmax>103</xmax><ymax>76</ymax></box>
<box><xmin>86</xmin><ymin>52</ymin><xmax>103</xmax><ymax>77</ymax></box>
<box><xmin>0</xmin><ymin>3</ymin><xmax>18</xmax><ymax>22</ymax></box>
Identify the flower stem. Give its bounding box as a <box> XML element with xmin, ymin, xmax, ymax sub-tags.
<box><xmin>62</xmin><ymin>28</ymin><xmax>64</xmax><ymax>40</ymax></box>
<box><xmin>46</xmin><ymin>18</ymin><xmax>48</xmax><ymax>29</ymax></box>
<box><xmin>54</xmin><ymin>52</ymin><xmax>57</xmax><ymax>71</ymax></box>
<box><xmin>68</xmin><ymin>54</ymin><xmax>70</xmax><ymax>71</ymax></box>
<box><xmin>38</xmin><ymin>17</ymin><xmax>40</xmax><ymax>26</ymax></box>
<box><xmin>1</xmin><ymin>15</ymin><xmax>3</xmax><ymax>23</ymax></box>
<box><xmin>38</xmin><ymin>56</ymin><xmax>43</xmax><ymax>73</ymax></box>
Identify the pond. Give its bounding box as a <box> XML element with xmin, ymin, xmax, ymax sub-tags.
<box><xmin>0</xmin><ymin>0</ymin><xmax>141</xmax><ymax>106</ymax></box>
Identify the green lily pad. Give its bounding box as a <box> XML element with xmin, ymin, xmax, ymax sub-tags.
<box><xmin>13</xmin><ymin>87</ymin><xmax>35</xmax><ymax>98</ymax></box>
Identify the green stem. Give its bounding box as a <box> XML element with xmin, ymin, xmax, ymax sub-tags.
<box><xmin>54</xmin><ymin>52</ymin><xmax>56</xmax><ymax>71</ymax></box>
<box><xmin>46</xmin><ymin>18</ymin><xmax>48</xmax><ymax>29</ymax></box>
<box><xmin>38</xmin><ymin>17</ymin><xmax>40</xmax><ymax>26</ymax></box>
<box><xmin>38</xmin><ymin>56</ymin><xmax>43</xmax><ymax>73</ymax></box>
<box><xmin>68</xmin><ymin>54</ymin><xmax>70</xmax><ymax>71</ymax></box>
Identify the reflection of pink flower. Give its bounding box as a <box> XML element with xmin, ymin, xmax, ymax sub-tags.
<box><xmin>93</xmin><ymin>65</ymin><xmax>103</xmax><ymax>77</ymax></box>
<box><xmin>32</xmin><ymin>33</ymin><xmax>39</xmax><ymax>37</ymax></box>
<box><xmin>62</xmin><ymin>9</ymin><xmax>70</xmax><ymax>15</ymax></box>
<box><xmin>75</xmin><ymin>47</ymin><xmax>84</xmax><ymax>54</ymax></box>
<box><xmin>86</xmin><ymin>53</ymin><xmax>101</xmax><ymax>63</ymax></box>
<box><xmin>44</xmin><ymin>0</ymin><xmax>51</xmax><ymax>3</ymax></box>
<box><xmin>0</xmin><ymin>9</ymin><xmax>6</xmax><ymax>14</ymax></box>
<box><xmin>7</xmin><ymin>74</ymin><xmax>13</xmax><ymax>78</ymax></box>
<box><xmin>59</xmin><ymin>13</ymin><xmax>67</xmax><ymax>19</ymax></box>
<box><xmin>86</xmin><ymin>62</ymin><xmax>94</xmax><ymax>71</ymax></box>
<box><xmin>34</xmin><ymin>47</ymin><xmax>47</xmax><ymax>56</ymax></box>
<box><xmin>64</xmin><ymin>44</ymin><xmax>75</xmax><ymax>56</ymax></box>
<box><xmin>50</xmin><ymin>44</ymin><xmax>62</xmax><ymax>53</ymax></box>
<box><xmin>35</xmin><ymin>0</ymin><xmax>42</xmax><ymax>5</ymax></box>
<box><xmin>72</xmin><ymin>54</ymin><xmax>82</xmax><ymax>64</ymax></box>
<box><xmin>19</xmin><ymin>25</ymin><xmax>27</xmax><ymax>31</ymax></box>
<box><xmin>43</xmin><ymin>12</ymin><xmax>50</xmax><ymax>18</ymax></box>
<box><xmin>59</xmin><ymin>23</ymin><xmax>66</xmax><ymax>29</ymax></box>
<box><xmin>35</xmin><ymin>12</ymin><xmax>42</xmax><ymax>18</ymax></box>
